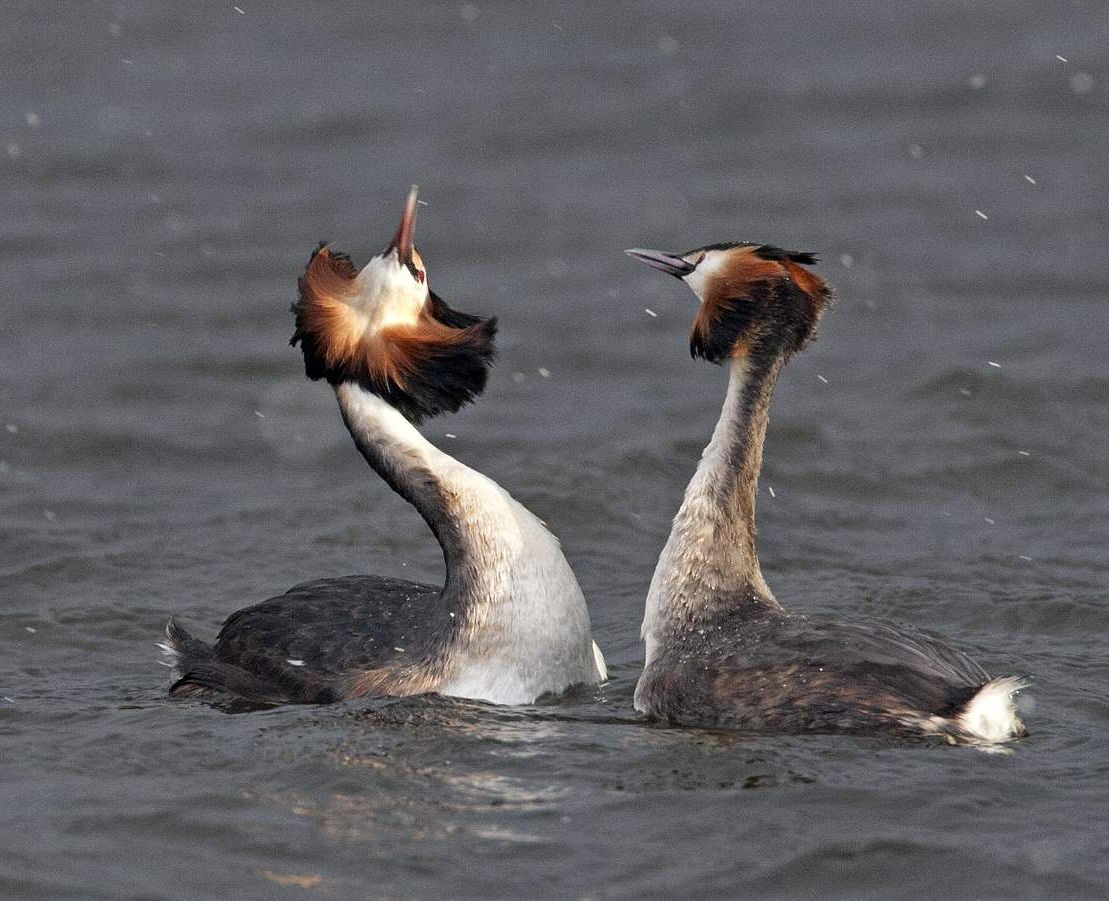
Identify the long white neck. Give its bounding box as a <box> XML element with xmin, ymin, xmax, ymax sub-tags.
<box><xmin>334</xmin><ymin>382</ymin><xmax>601</xmax><ymax>702</ymax></box>
<box><xmin>641</xmin><ymin>356</ymin><xmax>784</xmax><ymax>665</ymax></box>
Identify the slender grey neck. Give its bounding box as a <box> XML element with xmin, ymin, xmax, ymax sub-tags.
<box><xmin>333</xmin><ymin>382</ymin><xmax>476</xmax><ymax>609</ymax></box>
<box><xmin>706</xmin><ymin>354</ymin><xmax>783</xmax><ymax>595</ymax></box>
<box><xmin>332</xmin><ymin>380</ymin><xmax>600</xmax><ymax>699</ymax></box>
<box><xmin>642</xmin><ymin>355</ymin><xmax>785</xmax><ymax>660</ymax></box>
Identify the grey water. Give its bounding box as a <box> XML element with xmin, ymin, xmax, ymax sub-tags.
<box><xmin>2</xmin><ymin>1</ymin><xmax>1107</xmax><ymax>897</ymax></box>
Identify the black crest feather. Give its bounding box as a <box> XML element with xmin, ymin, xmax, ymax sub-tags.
<box><xmin>371</xmin><ymin>314</ymin><xmax>498</xmax><ymax>424</ymax></box>
<box><xmin>752</xmin><ymin>245</ymin><xmax>819</xmax><ymax>266</ymax></box>
<box><xmin>684</xmin><ymin>242</ymin><xmax>818</xmax><ymax>266</ymax></box>
<box><xmin>426</xmin><ymin>289</ymin><xmax>486</xmax><ymax>329</ymax></box>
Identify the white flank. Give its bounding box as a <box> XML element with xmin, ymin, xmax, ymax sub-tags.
<box><xmin>958</xmin><ymin>675</ymin><xmax>1030</xmax><ymax>742</ymax></box>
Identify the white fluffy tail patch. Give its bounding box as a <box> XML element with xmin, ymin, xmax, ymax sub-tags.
<box><xmin>592</xmin><ymin>641</ymin><xmax>608</xmax><ymax>682</ymax></box>
<box><xmin>156</xmin><ymin>638</ymin><xmax>180</xmax><ymax>673</ymax></box>
<box><xmin>157</xmin><ymin>638</ymin><xmax>179</xmax><ymax>662</ymax></box>
<box><xmin>157</xmin><ymin>619</ymin><xmax>193</xmax><ymax>673</ymax></box>
<box><xmin>958</xmin><ymin>675</ymin><xmax>1031</xmax><ymax>743</ymax></box>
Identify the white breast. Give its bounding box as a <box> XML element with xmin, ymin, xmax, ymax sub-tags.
<box><xmin>437</xmin><ymin>464</ymin><xmax>600</xmax><ymax>703</ymax></box>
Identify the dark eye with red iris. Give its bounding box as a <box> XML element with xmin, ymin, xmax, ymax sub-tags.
<box><xmin>415</xmin><ymin>270</ymin><xmax>425</xmax><ymax>283</ymax></box>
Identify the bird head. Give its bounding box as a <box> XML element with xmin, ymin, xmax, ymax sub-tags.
<box><xmin>625</xmin><ymin>242</ymin><xmax>831</xmax><ymax>365</ymax></box>
<box><xmin>292</xmin><ymin>186</ymin><xmax>496</xmax><ymax>422</ymax></box>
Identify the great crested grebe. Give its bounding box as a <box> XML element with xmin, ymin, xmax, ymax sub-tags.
<box><xmin>163</xmin><ymin>187</ymin><xmax>606</xmax><ymax>706</ymax></box>
<box><xmin>625</xmin><ymin>243</ymin><xmax>1028</xmax><ymax>744</ymax></box>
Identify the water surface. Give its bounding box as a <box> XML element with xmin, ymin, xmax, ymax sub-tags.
<box><xmin>2</xmin><ymin>1</ymin><xmax>1108</xmax><ymax>897</ymax></box>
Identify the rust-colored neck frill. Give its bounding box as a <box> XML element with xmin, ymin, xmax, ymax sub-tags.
<box><xmin>290</xmin><ymin>245</ymin><xmax>496</xmax><ymax>422</ymax></box>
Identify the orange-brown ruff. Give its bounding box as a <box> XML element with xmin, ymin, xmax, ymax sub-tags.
<box><xmin>626</xmin><ymin>241</ymin><xmax>1028</xmax><ymax>745</ymax></box>
<box><xmin>292</xmin><ymin>244</ymin><xmax>495</xmax><ymax>423</ymax></box>
<box><xmin>162</xmin><ymin>189</ymin><xmax>604</xmax><ymax>705</ymax></box>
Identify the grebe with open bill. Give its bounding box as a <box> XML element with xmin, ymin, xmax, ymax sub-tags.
<box><xmin>162</xmin><ymin>187</ymin><xmax>606</xmax><ymax>705</ymax></box>
<box><xmin>625</xmin><ymin>242</ymin><xmax>1027</xmax><ymax>744</ymax></box>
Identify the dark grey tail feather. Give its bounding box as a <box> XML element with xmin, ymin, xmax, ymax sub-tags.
<box><xmin>164</xmin><ymin>618</ymin><xmax>286</xmax><ymax>704</ymax></box>
<box><xmin>169</xmin><ymin>662</ymin><xmax>286</xmax><ymax>705</ymax></box>
<box><xmin>163</xmin><ymin>618</ymin><xmax>214</xmax><ymax>661</ymax></box>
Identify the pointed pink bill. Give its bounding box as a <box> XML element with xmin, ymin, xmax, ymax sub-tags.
<box><xmin>624</xmin><ymin>247</ymin><xmax>695</xmax><ymax>278</ymax></box>
<box><xmin>385</xmin><ymin>184</ymin><xmax>420</xmax><ymax>264</ymax></box>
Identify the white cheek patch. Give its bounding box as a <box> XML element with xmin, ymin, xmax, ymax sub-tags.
<box><xmin>353</xmin><ymin>255</ymin><xmax>428</xmax><ymax>331</ymax></box>
<box><xmin>683</xmin><ymin>250</ymin><xmax>729</xmax><ymax>300</ymax></box>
